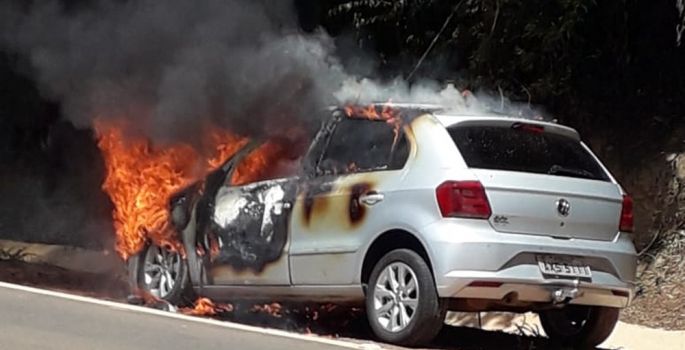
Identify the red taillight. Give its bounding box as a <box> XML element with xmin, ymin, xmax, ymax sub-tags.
<box><xmin>511</xmin><ymin>122</ymin><xmax>545</xmax><ymax>134</ymax></box>
<box><xmin>620</xmin><ymin>195</ymin><xmax>634</xmax><ymax>232</ymax></box>
<box><xmin>436</xmin><ymin>181</ymin><xmax>492</xmax><ymax>219</ymax></box>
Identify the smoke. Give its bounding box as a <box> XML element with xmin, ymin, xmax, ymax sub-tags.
<box><xmin>0</xmin><ymin>0</ymin><xmax>550</xmax><ymax>150</ymax></box>
<box><xmin>0</xmin><ymin>0</ymin><xmax>346</xmax><ymax>146</ymax></box>
<box><xmin>678</xmin><ymin>0</ymin><xmax>685</xmax><ymax>46</ymax></box>
<box><xmin>1</xmin><ymin>0</ymin><xmax>551</xmax><ymax>152</ymax></box>
<box><xmin>335</xmin><ymin>77</ymin><xmax>550</xmax><ymax>120</ymax></box>
<box><xmin>336</xmin><ymin>78</ymin><xmax>474</xmax><ymax>111</ymax></box>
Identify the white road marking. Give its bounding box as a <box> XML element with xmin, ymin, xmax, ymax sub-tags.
<box><xmin>0</xmin><ymin>281</ymin><xmax>383</xmax><ymax>350</ymax></box>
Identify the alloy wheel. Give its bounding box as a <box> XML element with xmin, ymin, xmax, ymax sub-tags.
<box><xmin>372</xmin><ymin>262</ymin><xmax>420</xmax><ymax>332</ymax></box>
<box><xmin>143</xmin><ymin>245</ymin><xmax>182</xmax><ymax>298</ymax></box>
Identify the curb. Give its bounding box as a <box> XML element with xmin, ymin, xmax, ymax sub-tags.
<box><xmin>0</xmin><ymin>239</ymin><xmax>123</xmax><ymax>274</ymax></box>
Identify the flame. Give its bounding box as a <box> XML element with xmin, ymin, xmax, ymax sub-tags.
<box><xmin>251</xmin><ymin>302</ymin><xmax>283</xmax><ymax>318</ymax></box>
<box><xmin>231</xmin><ymin>140</ymin><xmax>291</xmax><ymax>186</ymax></box>
<box><xmin>344</xmin><ymin>103</ymin><xmax>403</xmax><ymax>147</ymax></box>
<box><xmin>206</xmin><ymin>128</ymin><xmax>249</xmax><ymax>170</ymax></box>
<box><xmin>95</xmin><ymin>119</ymin><xmax>305</xmax><ymax>260</ymax></box>
<box><xmin>95</xmin><ymin>120</ymin><xmax>246</xmax><ymax>260</ymax></box>
<box><xmin>180</xmin><ymin>297</ymin><xmax>233</xmax><ymax>316</ymax></box>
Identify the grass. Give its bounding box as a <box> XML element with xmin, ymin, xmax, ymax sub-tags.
<box><xmin>0</xmin><ymin>247</ymin><xmax>34</xmax><ymax>262</ymax></box>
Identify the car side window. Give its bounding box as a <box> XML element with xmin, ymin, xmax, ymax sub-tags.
<box><xmin>316</xmin><ymin>118</ymin><xmax>409</xmax><ymax>176</ymax></box>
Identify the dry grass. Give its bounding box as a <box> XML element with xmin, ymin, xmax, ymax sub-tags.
<box><xmin>619</xmin><ymin>156</ymin><xmax>685</xmax><ymax>330</ymax></box>
<box><xmin>0</xmin><ymin>247</ymin><xmax>34</xmax><ymax>261</ymax></box>
<box><xmin>622</xmin><ymin>231</ymin><xmax>685</xmax><ymax>330</ymax></box>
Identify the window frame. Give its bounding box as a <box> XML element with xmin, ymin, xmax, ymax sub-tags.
<box><xmin>312</xmin><ymin>111</ymin><xmax>410</xmax><ymax>177</ymax></box>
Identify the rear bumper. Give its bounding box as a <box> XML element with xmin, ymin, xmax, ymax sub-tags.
<box><xmin>420</xmin><ymin>220</ymin><xmax>637</xmax><ymax>308</ymax></box>
<box><xmin>442</xmin><ymin>267</ymin><xmax>634</xmax><ymax>308</ymax></box>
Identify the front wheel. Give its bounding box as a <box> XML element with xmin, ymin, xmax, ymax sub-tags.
<box><xmin>366</xmin><ymin>249</ymin><xmax>446</xmax><ymax>346</ymax></box>
<box><xmin>130</xmin><ymin>242</ymin><xmax>194</xmax><ymax>305</ymax></box>
<box><xmin>539</xmin><ymin>305</ymin><xmax>619</xmax><ymax>348</ymax></box>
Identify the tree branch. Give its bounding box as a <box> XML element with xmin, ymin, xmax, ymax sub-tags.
<box><xmin>406</xmin><ymin>0</ymin><xmax>464</xmax><ymax>82</ymax></box>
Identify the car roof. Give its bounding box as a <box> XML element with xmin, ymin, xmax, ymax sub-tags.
<box><xmin>327</xmin><ymin>102</ymin><xmax>446</xmax><ymax>113</ymax></box>
<box><xmin>331</xmin><ymin>103</ymin><xmax>580</xmax><ymax>140</ymax></box>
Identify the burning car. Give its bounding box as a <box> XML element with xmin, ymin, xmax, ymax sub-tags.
<box><xmin>126</xmin><ymin>104</ymin><xmax>637</xmax><ymax>347</ymax></box>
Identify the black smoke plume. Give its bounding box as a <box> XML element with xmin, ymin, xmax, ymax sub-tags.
<box><xmin>1</xmin><ymin>0</ymin><xmax>345</xmax><ymax>145</ymax></box>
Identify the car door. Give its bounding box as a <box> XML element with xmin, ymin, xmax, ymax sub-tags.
<box><xmin>289</xmin><ymin>112</ymin><xmax>412</xmax><ymax>285</ymax></box>
<box><xmin>199</xmin><ymin>142</ymin><xmax>298</xmax><ymax>285</ymax></box>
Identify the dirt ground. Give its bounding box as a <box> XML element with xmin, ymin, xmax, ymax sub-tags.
<box><xmin>0</xmin><ymin>260</ymin><xmax>129</xmax><ymax>301</ymax></box>
<box><xmin>621</xmin><ymin>236</ymin><xmax>685</xmax><ymax>330</ymax></box>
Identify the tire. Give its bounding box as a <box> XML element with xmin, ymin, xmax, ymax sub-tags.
<box><xmin>365</xmin><ymin>249</ymin><xmax>446</xmax><ymax>346</ymax></box>
<box><xmin>130</xmin><ymin>242</ymin><xmax>194</xmax><ymax>306</ymax></box>
<box><xmin>539</xmin><ymin>305</ymin><xmax>620</xmax><ymax>348</ymax></box>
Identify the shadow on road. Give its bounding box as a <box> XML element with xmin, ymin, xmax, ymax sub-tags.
<box><xmin>432</xmin><ymin>325</ymin><xmax>552</xmax><ymax>350</ymax></box>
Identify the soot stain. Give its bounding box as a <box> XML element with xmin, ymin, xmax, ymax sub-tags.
<box><xmin>301</xmin><ymin>181</ymin><xmax>333</xmax><ymax>226</ymax></box>
<box><xmin>209</xmin><ymin>181</ymin><xmax>295</xmax><ymax>273</ymax></box>
<box><xmin>349</xmin><ymin>182</ymin><xmax>372</xmax><ymax>226</ymax></box>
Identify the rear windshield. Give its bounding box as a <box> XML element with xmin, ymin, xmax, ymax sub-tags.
<box><xmin>449</xmin><ymin>125</ymin><xmax>610</xmax><ymax>181</ymax></box>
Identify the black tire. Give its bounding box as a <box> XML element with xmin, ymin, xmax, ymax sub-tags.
<box><xmin>539</xmin><ymin>305</ymin><xmax>620</xmax><ymax>348</ymax></box>
<box><xmin>129</xmin><ymin>242</ymin><xmax>195</xmax><ymax>306</ymax></box>
<box><xmin>365</xmin><ymin>249</ymin><xmax>446</xmax><ymax>346</ymax></box>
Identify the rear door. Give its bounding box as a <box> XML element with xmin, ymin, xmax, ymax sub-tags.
<box><xmin>449</xmin><ymin>121</ymin><xmax>623</xmax><ymax>241</ymax></box>
<box><xmin>289</xmin><ymin>112</ymin><xmax>411</xmax><ymax>285</ymax></box>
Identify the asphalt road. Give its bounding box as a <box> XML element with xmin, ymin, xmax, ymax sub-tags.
<box><xmin>0</xmin><ymin>283</ymin><xmax>362</xmax><ymax>350</ymax></box>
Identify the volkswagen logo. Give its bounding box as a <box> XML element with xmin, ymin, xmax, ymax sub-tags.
<box><xmin>556</xmin><ymin>198</ymin><xmax>571</xmax><ymax>217</ymax></box>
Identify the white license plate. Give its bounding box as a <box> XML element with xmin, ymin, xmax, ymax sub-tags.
<box><xmin>537</xmin><ymin>257</ymin><xmax>592</xmax><ymax>278</ymax></box>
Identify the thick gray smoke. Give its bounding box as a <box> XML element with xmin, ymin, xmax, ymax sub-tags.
<box><xmin>0</xmin><ymin>0</ymin><xmax>546</xmax><ymax>148</ymax></box>
<box><xmin>0</xmin><ymin>0</ymin><xmax>345</xmax><ymax>145</ymax></box>
<box><xmin>335</xmin><ymin>77</ymin><xmax>549</xmax><ymax>120</ymax></box>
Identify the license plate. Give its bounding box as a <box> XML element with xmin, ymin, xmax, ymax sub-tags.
<box><xmin>537</xmin><ymin>257</ymin><xmax>592</xmax><ymax>278</ymax></box>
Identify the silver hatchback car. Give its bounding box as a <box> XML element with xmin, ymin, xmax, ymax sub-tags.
<box><xmin>129</xmin><ymin>104</ymin><xmax>637</xmax><ymax>347</ymax></box>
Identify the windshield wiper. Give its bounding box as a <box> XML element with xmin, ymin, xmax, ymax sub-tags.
<box><xmin>548</xmin><ymin>164</ymin><xmax>596</xmax><ymax>179</ymax></box>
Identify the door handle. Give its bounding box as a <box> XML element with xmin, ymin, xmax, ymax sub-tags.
<box><xmin>359</xmin><ymin>192</ymin><xmax>384</xmax><ymax>206</ymax></box>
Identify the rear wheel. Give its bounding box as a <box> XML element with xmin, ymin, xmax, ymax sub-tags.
<box><xmin>539</xmin><ymin>305</ymin><xmax>619</xmax><ymax>348</ymax></box>
<box><xmin>366</xmin><ymin>249</ymin><xmax>446</xmax><ymax>346</ymax></box>
<box><xmin>132</xmin><ymin>243</ymin><xmax>193</xmax><ymax>305</ymax></box>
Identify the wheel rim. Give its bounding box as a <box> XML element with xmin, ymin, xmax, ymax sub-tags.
<box><xmin>143</xmin><ymin>245</ymin><xmax>181</xmax><ymax>299</ymax></box>
<box><xmin>372</xmin><ymin>262</ymin><xmax>419</xmax><ymax>333</ymax></box>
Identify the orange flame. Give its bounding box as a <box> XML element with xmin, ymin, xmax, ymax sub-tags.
<box><xmin>95</xmin><ymin>120</ymin><xmax>246</xmax><ymax>260</ymax></box>
<box><xmin>180</xmin><ymin>297</ymin><xmax>233</xmax><ymax>316</ymax></box>
<box><xmin>95</xmin><ymin>119</ymin><xmax>306</xmax><ymax>260</ymax></box>
<box><xmin>344</xmin><ymin>103</ymin><xmax>403</xmax><ymax>147</ymax></box>
<box><xmin>251</xmin><ymin>302</ymin><xmax>283</xmax><ymax>318</ymax></box>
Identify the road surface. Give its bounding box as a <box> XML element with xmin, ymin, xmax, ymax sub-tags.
<box><xmin>0</xmin><ymin>282</ymin><xmax>366</xmax><ymax>350</ymax></box>
<box><xmin>1</xmin><ymin>279</ymin><xmax>683</xmax><ymax>350</ymax></box>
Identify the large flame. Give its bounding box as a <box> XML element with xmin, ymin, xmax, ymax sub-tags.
<box><xmin>95</xmin><ymin>119</ymin><xmax>303</xmax><ymax>260</ymax></box>
<box><xmin>95</xmin><ymin>120</ymin><xmax>246</xmax><ymax>260</ymax></box>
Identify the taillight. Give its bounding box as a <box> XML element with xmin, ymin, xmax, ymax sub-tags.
<box><xmin>511</xmin><ymin>122</ymin><xmax>544</xmax><ymax>134</ymax></box>
<box><xmin>620</xmin><ymin>195</ymin><xmax>634</xmax><ymax>232</ymax></box>
<box><xmin>436</xmin><ymin>181</ymin><xmax>492</xmax><ymax>219</ymax></box>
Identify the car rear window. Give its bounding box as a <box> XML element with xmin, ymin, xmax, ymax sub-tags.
<box><xmin>449</xmin><ymin>125</ymin><xmax>610</xmax><ymax>181</ymax></box>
